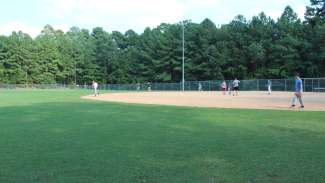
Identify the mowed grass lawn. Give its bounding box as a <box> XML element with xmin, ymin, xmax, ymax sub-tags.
<box><xmin>0</xmin><ymin>90</ymin><xmax>325</xmax><ymax>183</ymax></box>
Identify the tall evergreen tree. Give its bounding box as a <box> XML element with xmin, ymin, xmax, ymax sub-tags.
<box><xmin>0</xmin><ymin>1</ymin><xmax>324</xmax><ymax>84</ymax></box>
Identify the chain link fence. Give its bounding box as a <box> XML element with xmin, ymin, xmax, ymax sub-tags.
<box><xmin>1</xmin><ymin>78</ymin><xmax>325</xmax><ymax>92</ymax></box>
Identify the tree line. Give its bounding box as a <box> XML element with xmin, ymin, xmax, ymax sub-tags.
<box><xmin>0</xmin><ymin>1</ymin><xmax>324</xmax><ymax>85</ymax></box>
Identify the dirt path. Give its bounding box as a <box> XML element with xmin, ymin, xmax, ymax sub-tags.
<box><xmin>82</xmin><ymin>91</ymin><xmax>325</xmax><ymax>111</ymax></box>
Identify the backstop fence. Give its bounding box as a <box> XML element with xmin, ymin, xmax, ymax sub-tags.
<box><xmin>1</xmin><ymin>78</ymin><xmax>325</xmax><ymax>92</ymax></box>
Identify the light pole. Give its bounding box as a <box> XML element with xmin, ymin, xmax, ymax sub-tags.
<box><xmin>23</xmin><ymin>65</ymin><xmax>28</xmax><ymax>88</ymax></box>
<box><xmin>74</xmin><ymin>62</ymin><xmax>77</xmax><ymax>85</ymax></box>
<box><xmin>182</xmin><ymin>20</ymin><xmax>185</xmax><ymax>91</ymax></box>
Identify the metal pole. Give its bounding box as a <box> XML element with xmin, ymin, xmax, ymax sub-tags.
<box><xmin>74</xmin><ymin>62</ymin><xmax>77</xmax><ymax>85</ymax></box>
<box><xmin>25</xmin><ymin>70</ymin><xmax>28</xmax><ymax>88</ymax></box>
<box><xmin>182</xmin><ymin>21</ymin><xmax>185</xmax><ymax>91</ymax></box>
<box><xmin>303</xmin><ymin>78</ymin><xmax>306</xmax><ymax>92</ymax></box>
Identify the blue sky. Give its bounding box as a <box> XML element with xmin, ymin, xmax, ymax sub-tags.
<box><xmin>0</xmin><ymin>0</ymin><xmax>310</xmax><ymax>37</ymax></box>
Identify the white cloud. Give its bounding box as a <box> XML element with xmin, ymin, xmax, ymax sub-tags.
<box><xmin>44</xmin><ymin>0</ymin><xmax>80</xmax><ymax>19</ymax></box>
<box><xmin>52</xmin><ymin>24</ymin><xmax>70</xmax><ymax>33</ymax></box>
<box><xmin>0</xmin><ymin>0</ymin><xmax>309</xmax><ymax>36</ymax></box>
<box><xmin>0</xmin><ymin>22</ymin><xmax>69</xmax><ymax>38</ymax></box>
<box><xmin>295</xmin><ymin>5</ymin><xmax>307</xmax><ymax>19</ymax></box>
<box><xmin>0</xmin><ymin>22</ymin><xmax>41</xmax><ymax>37</ymax></box>
<box><xmin>43</xmin><ymin>0</ymin><xmax>187</xmax><ymax>32</ymax></box>
<box><xmin>183</xmin><ymin>0</ymin><xmax>222</xmax><ymax>9</ymax></box>
<box><xmin>41</xmin><ymin>0</ymin><xmax>309</xmax><ymax>33</ymax></box>
<box><xmin>225</xmin><ymin>0</ymin><xmax>308</xmax><ymax>23</ymax></box>
<box><xmin>262</xmin><ymin>0</ymin><xmax>307</xmax><ymax>20</ymax></box>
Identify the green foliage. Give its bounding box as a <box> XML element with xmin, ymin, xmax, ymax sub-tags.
<box><xmin>0</xmin><ymin>2</ymin><xmax>324</xmax><ymax>84</ymax></box>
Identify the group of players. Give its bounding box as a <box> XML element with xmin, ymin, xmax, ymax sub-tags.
<box><xmin>220</xmin><ymin>78</ymin><xmax>241</xmax><ymax>96</ymax></box>
<box><xmin>91</xmin><ymin>73</ymin><xmax>305</xmax><ymax>109</ymax></box>
<box><xmin>219</xmin><ymin>74</ymin><xmax>304</xmax><ymax>109</ymax></box>
<box><xmin>220</xmin><ymin>78</ymin><xmax>272</xmax><ymax>96</ymax></box>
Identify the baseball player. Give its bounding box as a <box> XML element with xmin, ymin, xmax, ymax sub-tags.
<box><xmin>221</xmin><ymin>80</ymin><xmax>227</xmax><ymax>95</ymax></box>
<box><xmin>232</xmin><ymin>78</ymin><xmax>240</xmax><ymax>96</ymax></box>
<box><xmin>267</xmin><ymin>80</ymin><xmax>272</xmax><ymax>95</ymax></box>
<box><xmin>198</xmin><ymin>82</ymin><xmax>202</xmax><ymax>91</ymax></box>
<box><xmin>228</xmin><ymin>81</ymin><xmax>232</xmax><ymax>95</ymax></box>
<box><xmin>147</xmin><ymin>82</ymin><xmax>151</xmax><ymax>92</ymax></box>
<box><xmin>92</xmin><ymin>80</ymin><xmax>99</xmax><ymax>97</ymax></box>
<box><xmin>290</xmin><ymin>74</ymin><xmax>304</xmax><ymax>109</ymax></box>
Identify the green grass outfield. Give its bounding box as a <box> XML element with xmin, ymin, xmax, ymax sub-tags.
<box><xmin>0</xmin><ymin>90</ymin><xmax>325</xmax><ymax>183</ymax></box>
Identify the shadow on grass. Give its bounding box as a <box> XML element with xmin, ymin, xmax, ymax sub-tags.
<box><xmin>0</xmin><ymin>101</ymin><xmax>325</xmax><ymax>183</ymax></box>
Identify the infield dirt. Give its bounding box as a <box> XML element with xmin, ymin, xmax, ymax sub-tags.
<box><xmin>82</xmin><ymin>91</ymin><xmax>325</xmax><ymax>111</ymax></box>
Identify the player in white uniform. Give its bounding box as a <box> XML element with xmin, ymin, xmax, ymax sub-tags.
<box><xmin>267</xmin><ymin>80</ymin><xmax>272</xmax><ymax>95</ymax></box>
<box><xmin>198</xmin><ymin>82</ymin><xmax>202</xmax><ymax>91</ymax></box>
<box><xmin>221</xmin><ymin>80</ymin><xmax>227</xmax><ymax>95</ymax></box>
<box><xmin>228</xmin><ymin>81</ymin><xmax>232</xmax><ymax>95</ymax></box>
<box><xmin>92</xmin><ymin>81</ymin><xmax>99</xmax><ymax>97</ymax></box>
<box><xmin>232</xmin><ymin>78</ymin><xmax>240</xmax><ymax>96</ymax></box>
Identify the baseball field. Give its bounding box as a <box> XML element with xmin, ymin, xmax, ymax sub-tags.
<box><xmin>1</xmin><ymin>89</ymin><xmax>325</xmax><ymax>182</ymax></box>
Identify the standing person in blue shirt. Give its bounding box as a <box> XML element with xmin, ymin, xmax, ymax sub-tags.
<box><xmin>291</xmin><ymin>73</ymin><xmax>304</xmax><ymax>109</ymax></box>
